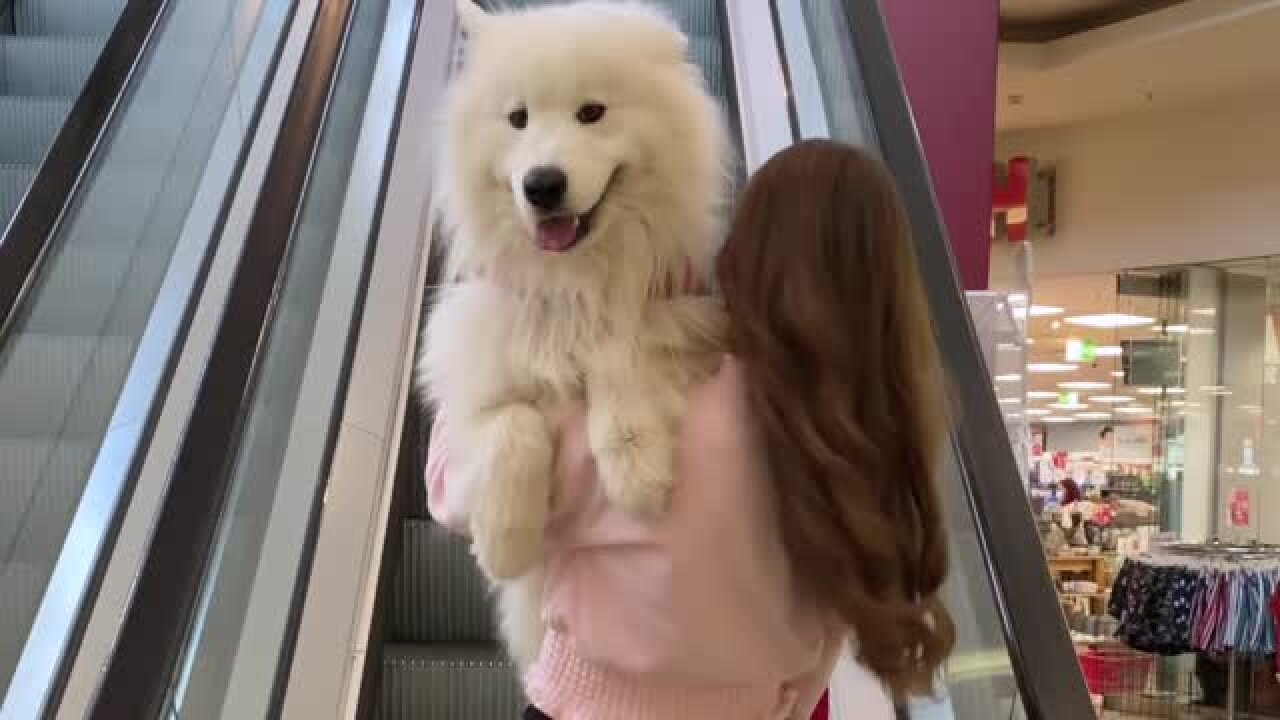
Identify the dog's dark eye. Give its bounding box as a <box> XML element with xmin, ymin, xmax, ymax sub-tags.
<box><xmin>508</xmin><ymin>106</ymin><xmax>528</xmax><ymax>129</ymax></box>
<box><xmin>576</xmin><ymin>102</ymin><xmax>606</xmax><ymax>124</ymax></box>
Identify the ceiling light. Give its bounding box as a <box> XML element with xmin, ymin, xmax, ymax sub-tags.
<box><xmin>1171</xmin><ymin>400</ymin><xmax>1186</xmax><ymax>407</ymax></box>
<box><xmin>1095</xmin><ymin>345</ymin><xmax>1123</xmax><ymax>357</ymax></box>
<box><xmin>1164</xmin><ymin>324</ymin><xmax>1189</xmax><ymax>334</ymax></box>
<box><xmin>1092</xmin><ymin>395</ymin><xmax>1135</xmax><ymax>404</ymax></box>
<box><xmin>1189</xmin><ymin>327</ymin><xmax>1215</xmax><ymax>336</ymax></box>
<box><xmin>1026</xmin><ymin>338</ymin><xmax>1036</xmax><ymax>345</ymax></box>
<box><xmin>998</xmin><ymin>342</ymin><xmax>1020</xmax><ymax>351</ymax></box>
<box><xmin>1111</xmin><ymin>370</ymin><xmax>1126</xmax><ymax>378</ymax></box>
<box><xmin>1027</xmin><ymin>391</ymin><xmax>1059</xmax><ymax>399</ymax></box>
<box><xmin>1137</xmin><ymin>386</ymin><xmax>1185</xmax><ymax>395</ymax></box>
<box><xmin>1115</xmin><ymin>406</ymin><xmax>1155</xmax><ymax>414</ymax></box>
<box><xmin>1076</xmin><ymin>412</ymin><xmax>1112</xmax><ymax>420</ymax></box>
<box><xmin>1192</xmin><ymin>307</ymin><xmax>1217</xmax><ymax>317</ymax></box>
<box><xmin>998</xmin><ymin>397</ymin><xmax>1022</xmax><ymax>405</ymax></box>
<box><xmin>1013</xmin><ymin>305</ymin><xmax>1063</xmax><ymax>319</ymax></box>
<box><xmin>1025</xmin><ymin>408</ymin><xmax>1051</xmax><ymax>416</ymax></box>
<box><xmin>1202</xmin><ymin>385</ymin><xmax>1233</xmax><ymax>396</ymax></box>
<box><xmin>1005</xmin><ymin>413</ymin><xmax>1024</xmax><ymax>420</ymax></box>
<box><xmin>1028</xmin><ymin>362</ymin><xmax>1078</xmax><ymax>373</ymax></box>
<box><xmin>1240</xmin><ymin>404</ymin><xmax>1263</xmax><ymax>413</ymax></box>
<box><xmin>1064</xmin><ymin>313</ymin><xmax>1154</xmax><ymax>329</ymax></box>
<box><xmin>1050</xmin><ymin>402</ymin><xmax>1090</xmax><ymax>410</ymax></box>
<box><xmin>1042</xmin><ymin>416</ymin><xmax>1076</xmax><ymax>424</ymax></box>
<box><xmin>1059</xmin><ymin>381</ymin><xmax>1112</xmax><ymax>390</ymax></box>
<box><xmin>995</xmin><ymin>374</ymin><xmax>1022</xmax><ymax>383</ymax></box>
<box><xmin>1051</xmin><ymin>320</ymin><xmax>1062</xmax><ymax>330</ymax></box>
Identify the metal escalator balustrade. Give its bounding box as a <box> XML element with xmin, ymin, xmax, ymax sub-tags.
<box><xmin>0</xmin><ymin>0</ymin><xmax>304</xmax><ymax>714</ymax></box>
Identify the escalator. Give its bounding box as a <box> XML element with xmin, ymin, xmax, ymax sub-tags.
<box><xmin>0</xmin><ymin>0</ymin><xmax>125</xmax><ymax>226</ymax></box>
<box><xmin>0</xmin><ymin>0</ymin><xmax>1092</xmax><ymax>719</ymax></box>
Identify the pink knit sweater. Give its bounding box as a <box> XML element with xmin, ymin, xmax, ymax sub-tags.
<box><xmin>427</xmin><ymin>356</ymin><xmax>893</xmax><ymax>719</ymax></box>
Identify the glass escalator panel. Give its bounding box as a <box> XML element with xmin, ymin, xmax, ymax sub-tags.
<box><xmin>161</xmin><ymin>0</ymin><xmax>413</xmax><ymax>714</ymax></box>
<box><xmin>773</xmin><ymin>1</ymin><xmax>1094</xmax><ymax>717</ymax></box>
<box><xmin>0</xmin><ymin>0</ymin><xmax>294</xmax><ymax>710</ymax></box>
<box><xmin>0</xmin><ymin>0</ymin><xmax>126</xmax><ymax>230</ymax></box>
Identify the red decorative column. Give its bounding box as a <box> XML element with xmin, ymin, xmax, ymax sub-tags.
<box><xmin>881</xmin><ymin>0</ymin><xmax>999</xmax><ymax>291</ymax></box>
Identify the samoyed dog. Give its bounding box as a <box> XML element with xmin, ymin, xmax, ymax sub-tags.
<box><xmin>420</xmin><ymin>0</ymin><xmax>732</xmax><ymax>666</ymax></box>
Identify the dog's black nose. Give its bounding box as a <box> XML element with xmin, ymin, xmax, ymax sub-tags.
<box><xmin>523</xmin><ymin>166</ymin><xmax>567</xmax><ymax>212</ymax></box>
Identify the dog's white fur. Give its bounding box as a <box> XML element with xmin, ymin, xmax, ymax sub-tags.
<box><xmin>420</xmin><ymin>0</ymin><xmax>731</xmax><ymax>667</ymax></box>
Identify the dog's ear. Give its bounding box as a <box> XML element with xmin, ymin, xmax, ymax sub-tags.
<box><xmin>455</xmin><ymin>0</ymin><xmax>490</xmax><ymax>35</ymax></box>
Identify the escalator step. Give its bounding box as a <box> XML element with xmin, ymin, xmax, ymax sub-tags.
<box><xmin>0</xmin><ymin>97</ymin><xmax>73</xmax><ymax>165</ymax></box>
<box><xmin>391</xmin><ymin>519</ymin><xmax>496</xmax><ymax>644</ymax></box>
<box><xmin>379</xmin><ymin>643</ymin><xmax>524</xmax><ymax>720</ymax></box>
<box><xmin>0</xmin><ymin>35</ymin><xmax>103</xmax><ymax>97</ymax></box>
<box><xmin>12</xmin><ymin>0</ymin><xmax>128</xmax><ymax>37</ymax></box>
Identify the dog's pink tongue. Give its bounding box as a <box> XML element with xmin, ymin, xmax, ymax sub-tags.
<box><xmin>535</xmin><ymin>217</ymin><xmax>579</xmax><ymax>252</ymax></box>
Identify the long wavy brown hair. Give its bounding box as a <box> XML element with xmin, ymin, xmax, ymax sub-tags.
<box><xmin>717</xmin><ymin>139</ymin><xmax>954</xmax><ymax>699</ymax></box>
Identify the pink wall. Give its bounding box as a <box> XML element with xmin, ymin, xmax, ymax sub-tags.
<box><xmin>882</xmin><ymin>0</ymin><xmax>999</xmax><ymax>291</ymax></box>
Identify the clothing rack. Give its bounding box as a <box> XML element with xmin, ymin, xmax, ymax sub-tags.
<box><xmin>1148</xmin><ymin>539</ymin><xmax>1280</xmax><ymax>719</ymax></box>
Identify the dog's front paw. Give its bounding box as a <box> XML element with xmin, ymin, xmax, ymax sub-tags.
<box><xmin>471</xmin><ymin>518</ymin><xmax>544</xmax><ymax>580</ymax></box>
<box><xmin>595</xmin><ymin>432</ymin><xmax>674</xmax><ymax>518</ymax></box>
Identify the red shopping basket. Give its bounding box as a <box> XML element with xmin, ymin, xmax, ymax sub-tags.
<box><xmin>1079</xmin><ymin>648</ymin><xmax>1154</xmax><ymax>695</ymax></box>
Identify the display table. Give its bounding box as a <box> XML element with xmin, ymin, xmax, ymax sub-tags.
<box><xmin>1048</xmin><ymin>554</ymin><xmax>1111</xmax><ymax>615</ymax></box>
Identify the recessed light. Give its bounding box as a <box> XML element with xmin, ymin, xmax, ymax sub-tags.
<box><xmin>1028</xmin><ymin>362</ymin><xmax>1078</xmax><ymax>374</ymax></box>
<box><xmin>1005</xmin><ymin>413</ymin><xmax>1024</xmax><ymax>420</ymax></box>
<box><xmin>1137</xmin><ymin>386</ymin><xmax>1185</xmax><ymax>395</ymax></box>
<box><xmin>998</xmin><ymin>397</ymin><xmax>1022</xmax><ymax>405</ymax></box>
<box><xmin>1164</xmin><ymin>324</ymin><xmax>1189</xmax><ymax>334</ymax></box>
<box><xmin>1027</xmin><ymin>391</ymin><xmax>1059</xmax><ymax>399</ymax></box>
<box><xmin>1092</xmin><ymin>396</ymin><xmax>1135</xmax><ymax>404</ymax></box>
<box><xmin>1095</xmin><ymin>345</ymin><xmax>1123</xmax><ymax>357</ymax></box>
<box><xmin>1240</xmin><ymin>404</ymin><xmax>1262</xmax><ymax>413</ymax></box>
<box><xmin>1076</xmin><ymin>412</ymin><xmax>1112</xmax><ymax>420</ymax></box>
<box><xmin>1026</xmin><ymin>338</ymin><xmax>1036</xmax><ymax>345</ymax></box>
<box><xmin>1191</xmin><ymin>307</ymin><xmax>1217</xmax><ymax>317</ymax></box>
<box><xmin>1111</xmin><ymin>370</ymin><xmax>1126</xmax><ymax>378</ymax></box>
<box><xmin>1050</xmin><ymin>402</ymin><xmax>1090</xmax><ymax>410</ymax></box>
<box><xmin>1051</xmin><ymin>320</ymin><xmax>1062</xmax><ymax>330</ymax></box>
<box><xmin>1064</xmin><ymin>313</ymin><xmax>1154</xmax><ymax>329</ymax></box>
<box><xmin>1025</xmin><ymin>408</ymin><xmax>1051</xmax><ymax>416</ymax></box>
<box><xmin>1058</xmin><ymin>381</ymin><xmax>1112</xmax><ymax>390</ymax></box>
<box><xmin>1042</xmin><ymin>416</ymin><xmax>1077</xmax><ymax>423</ymax></box>
<box><xmin>1013</xmin><ymin>305</ymin><xmax>1064</xmax><ymax>319</ymax></box>
<box><xmin>995</xmin><ymin>374</ymin><xmax>1022</xmax><ymax>383</ymax></box>
<box><xmin>1115</xmin><ymin>406</ymin><xmax>1154</xmax><ymax>414</ymax></box>
<box><xmin>1202</xmin><ymin>385</ymin><xmax>1233</xmax><ymax>396</ymax></box>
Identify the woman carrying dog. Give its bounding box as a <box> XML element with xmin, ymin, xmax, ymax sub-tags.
<box><xmin>428</xmin><ymin>139</ymin><xmax>954</xmax><ymax>719</ymax></box>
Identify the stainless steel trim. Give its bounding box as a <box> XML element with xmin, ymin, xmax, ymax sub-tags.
<box><xmin>279</xmin><ymin>0</ymin><xmax>457</xmax><ymax>716</ymax></box>
<box><xmin>722</xmin><ymin>0</ymin><xmax>792</xmax><ymax>172</ymax></box>
<box><xmin>770</xmin><ymin>0</ymin><xmax>830</xmax><ymax>139</ymax></box>
<box><xmin>215</xmin><ymin>0</ymin><xmax>418</xmax><ymax>712</ymax></box>
<box><xmin>49</xmin><ymin>1</ymin><xmax>323</xmax><ymax>716</ymax></box>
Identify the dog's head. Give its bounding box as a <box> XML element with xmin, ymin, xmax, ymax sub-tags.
<box><xmin>437</xmin><ymin>0</ymin><xmax>732</xmax><ymax>290</ymax></box>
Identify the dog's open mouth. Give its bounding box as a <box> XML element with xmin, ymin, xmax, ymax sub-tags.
<box><xmin>534</xmin><ymin>206</ymin><xmax>597</xmax><ymax>253</ymax></box>
<box><xmin>533</xmin><ymin>169</ymin><xmax>618</xmax><ymax>253</ymax></box>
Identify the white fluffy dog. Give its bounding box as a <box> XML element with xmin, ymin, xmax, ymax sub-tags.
<box><xmin>420</xmin><ymin>0</ymin><xmax>731</xmax><ymax>667</ymax></box>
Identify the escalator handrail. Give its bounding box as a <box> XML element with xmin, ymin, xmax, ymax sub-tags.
<box><xmin>835</xmin><ymin>1</ymin><xmax>1095</xmax><ymax>716</ymax></box>
<box><xmin>0</xmin><ymin>0</ymin><xmax>171</xmax><ymax>344</ymax></box>
<box><xmin>85</xmin><ymin>0</ymin><xmax>360</xmax><ymax>716</ymax></box>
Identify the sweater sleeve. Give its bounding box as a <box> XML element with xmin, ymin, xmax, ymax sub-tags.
<box><xmin>424</xmin><ymin>416</ymin><xmax>470</xmax><ymax>533</ymax></box>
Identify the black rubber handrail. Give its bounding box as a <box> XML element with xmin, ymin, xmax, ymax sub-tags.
<box><xmin>838</xmin><ymin>1</ymin><xmax>1095</xmax><ymax>717</ymax></box>
<box><xmin>86</xmin><ymin>0</ymin><xmax>359</xmax><ymax>716</ymax></box>
<box><xmin>0</xmin><ymin>0</ymin><xmax>169</xmax><ymax>344</ymax></box>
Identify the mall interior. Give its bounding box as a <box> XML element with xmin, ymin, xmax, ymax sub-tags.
<box><xmin>0</xmin><ymin>0</ymin><xmax>1275</xmax><ymax>718</ymax></box>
